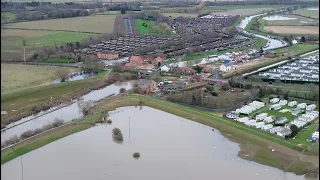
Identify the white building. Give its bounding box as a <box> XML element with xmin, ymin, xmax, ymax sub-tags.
<box><xmin>220</xmin><ymin>63</ymin><xmax>236</xmax><ymax>72</ymax></box>
<box><xmin>269</xmin><ymin>126</ymin><xmax>283</xmax><ymax>134</ymax></box>
<box><xmin>306</xmin><ymin>104</ymin><xmax>316</xmax><ymax>111</ymax></box>
<box><xmin>270</xmin><ymin>98</ymin><xmax>280</xmax><ymax>104</ymax></box>
<box><xmin>237</xmin><ymin>117</ymin><xmax>249</xmax><ymax>123</ymax></box>
<box><xmin>256</xmin><ymin>113</ymin><xmax>268</xmax><ymax>121</ymax></box>
<box><xmin>269</xmin><ymin>103</ymin><xmax>282</xmax><ymax>110</ymax></box>
<box><xmin>255</xmin><ymin>122</ymin><xmax>265</xmax><ymax>129</ymax></box>
<box><xmin>277</xmin><ymin>128</ymin><xmax>292</xmax><ymax>138</ymax></box>
<box><xmin>312</xmin><ymin>132</ymin><xmax>319</xmax><ymax>139</ymax></box>
<box><xmin>264</xmin><ymin>116</ymin><xmax>275</xmax><ymax>123</ymax></box>
<box><xmin>160</xmin><ymin>65</ymin><xmax>170</xmax><ymax>72</ymax></box>
<box><xmin>288</xmin><ymin>101</ymin><xmax>297</xmax><ymax>107</ymax></box>
<box><xmin>262</xmin><ymin>124</ymin><xmax>273</xmax><ymax>131</ymax></box>
<box><xmin>279</xmin><ymin>100</ymin><xmax>288</xmax><ymax>106</ymax></box>
<box><xmin>297</xmin><ymin>103</ymin><xmax>307</xmax><ymax>109</ymax></box>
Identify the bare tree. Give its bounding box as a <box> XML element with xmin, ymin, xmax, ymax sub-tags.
<box><xmin>55</xmin><ymin>69</ymin><xmax>69</xmax><ymax>82</ymax></box>
<box><xmin>77</xmin><ymin>100</ymin><xmax>94</xmax><ymax>115</ymax></box>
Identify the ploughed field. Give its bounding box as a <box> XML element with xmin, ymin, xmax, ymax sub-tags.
<box><xmin>264</xmin><ymin>26</ymin><xmax>319</xmax><ymax>35</ymax></box>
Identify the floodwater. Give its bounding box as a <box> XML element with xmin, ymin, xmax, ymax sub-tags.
<box><xmin>1</xmin><ymin>81</ymin><xmax>133</xmax><ymax>142</ymax></box>
<box><xmin>1</xmin><ymin>106</ymin><xmax>307</xmax><ymax>180</ymax></box>
<box><xmin>237</xmin><ymin>11</ymin><xmax>288</xmax><ymax>50</ymax></box>
<box><xmin>262</xmin><ymin>15</ymin><xmax>297</xmax><ymax>21</ymax></box>
<box><xmin>53</xmin><ymin>71</ymin><xmax>95</xmax><ymax>84</ymax></box>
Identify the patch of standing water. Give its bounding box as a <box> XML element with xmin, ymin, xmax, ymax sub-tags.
<box><xmin>1</xmin><ymin>106</ymin><xmax>307</xmax><ymax>180</ymax></box>
<box><xmin>1</xmin><ymin>81</ymin><xmax>133</xmax><ymax>143</ymax></box>
<box><xmin>53</xmin><ymin>71</ymin><xmax>95</xmax><ymax>83</ymax></box>
<box><xmin>307</xmin><ymin>8</ymin><xmax>319</xmax><ymax>11</ymax></box>
<box><xmin>262</xmin><ymin>15</ymin><xmax>297</xmax><ymax>21</ymax></box>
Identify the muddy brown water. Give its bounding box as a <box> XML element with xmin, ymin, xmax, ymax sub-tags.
<box><xmin>1</xmin><ymin>107</ymin><xmax>309</xmax><ymax>180</ymax></box>
<box><xmin>1</xmin><ymin>82</ymin><xmax>133</xmax><ymax>143</ymax></box>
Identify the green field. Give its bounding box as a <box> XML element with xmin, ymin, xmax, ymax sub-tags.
<box><xmin>136</xmin><ymin>19</ymin><xmax>153</xmax><ymax>35</ymax></box>
<box><xmin>272</xmin><ymin>44</ymin><xmax>319</xmax><ymax>56</ymax></box>
<box><xmin>7</xmin><ymin>32</ymin><xmax>95</xmax><ymax>47</ymax></box>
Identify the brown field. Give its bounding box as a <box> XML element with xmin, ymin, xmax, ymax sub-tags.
<box><xmin>4</xmin><ymin>15</ymin><xmax>116</xmax><ymax>33</ymax></box>
<box><xmin>162</xmin><ymin>13</ymin><xmax>199</xmax><ymax>18</ymax></box>
<box><xmin>264</xmin><ymin>26</ymin><xmax>319</xmax><ymax>34</ymax></box>
<box><xmin>1</xmin><ymin>64</ymin><xmax>78</xmax><ymax>93</ymax></box>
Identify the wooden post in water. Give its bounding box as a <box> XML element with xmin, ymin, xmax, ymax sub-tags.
<box><xmin>21</xmin><ymin>156</ymin><xmax>24</xmax><ymax>180</ymax></box>
<box><xmin>129</xmin><ymin>117</ymin><xmax>131</xmax><ymax>141</ymax></box>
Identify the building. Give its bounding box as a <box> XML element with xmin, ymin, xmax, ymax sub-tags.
<box><xmin>297</xmin><ymin>103</ymin><xmax>307</xmax><ymax>109</ymax></box>
<box><xmin>220</xmin><ymin>62</ymin><xmax>236</xmax><ymax>72</ymax></box>
<box><xmin>279</xmin><ymin>100</ymin><xmax>288</xmax><ymax>106</ymax></box>
<box><xmin>160</xmin><ymin>65</ymin><xmax>170</xmax><ymax>72</ymax></box>
<box><xmin>256</xmin><ymin>113</ymin><xmax>268</xmax><ymax>121</ymax></box>
<box><xmin>277</xmin><ymin>128</ymin><xmax>292</xmax><ymax>138</ymax></box>
<box><xmin>262</xmin><ymin>124</ymin><xmax>273</xmax><ymax>131</ymax></box>
<box><xmin>255</xmin><ymin>122</ymin><xmax>265</xmax><ymax>129</ymax></box>
<box><xmin>275</xmin><ymin>117</ymin><xmax>288</xmax><ymax>125</ymax></box>
<box><xmin>306</xmin><ymin>104</ymin><xmax>316</xmax><ymax>111</ymax></box>
<box><xmin>137</xmin><ymin>79</ymin><xmax>157</xmax><ymax>94</ymax></box>
<box><xmin>270</xmin><ymin>98</ymin><xmax>280</xmax><ymax>104</ymax></box>
<box><xmin>97</xmin><ymin>51</ymin><xmax>119</xmax><ymax>60</ymax></box>
<box><xmin>130</xmin><ymin>56</ymin><xmax>144</xmax><ymax>66</ymax></box>
<box><xmin>288</xmin><ymin>101</ymin><xmax>297</xmax><ymax>107</ymax></box>
<box><xmin>269</xmin><ymin>103</ymin><xmax>281</xmax><ymax>110</ymax></box>
<box><xmin>202</xmin><ymin>66</ymin><xmax>213</xmax><ymax>73</ymax></box>
<box><xmin>264</xmin><ymin>116</ymin><xmax>275</xmax><ymax>123</ymax></box>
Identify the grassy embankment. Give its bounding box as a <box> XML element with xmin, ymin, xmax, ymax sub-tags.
<box><xmin>1</xmin><ymin>64</ymin><xmax>79</xmax><ymax>94</ymax></box>
<box><xmin>1</xmin><ymin>94</ymin><xmax>318</xmax><ymax>175</ymax></box>
<box><xmin>1</xmin><ymin>71</ymin><xmax>107</xmax><ymax>128</ymax></box>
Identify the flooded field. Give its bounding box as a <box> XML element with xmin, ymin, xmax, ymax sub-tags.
<box><xmin>1</xmin><ymin>106</ymin><xmax>306</xmax><ymax>180</ymax></box>
<box><xmin>1</xmin><ymin>81</ymin><xmax>133</xmax><ymax>143</ymax></box>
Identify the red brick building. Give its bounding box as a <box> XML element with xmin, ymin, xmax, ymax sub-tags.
<box><xmin>97</xmin><ymin>51</ymin><xmax>119</xmax><ymax>60</ymax></box>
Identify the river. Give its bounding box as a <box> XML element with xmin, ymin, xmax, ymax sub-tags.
<box><xmin>1</xmin><ymin>106</ymin><xmax>307</xmax><ymax>180</ymax></box>
<box><xmin>1</xmin><ymin>81</ymin><xmax>133</xmax><ymax>143</ymax></box>
<box><xmin>237</xmin><ymin>12</ymin><xmax>288</xmax><ymax>50</ymax></box>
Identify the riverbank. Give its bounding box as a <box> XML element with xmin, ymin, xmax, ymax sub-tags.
<box><xmin>2</xmin><ymin>94</ymin><xmax>318</xmax><ymax>176</ymax></box>
<box><xmin>0</xmin><ymin>71</ymin><xmax>136</xmax><ymax>129</ymax></box>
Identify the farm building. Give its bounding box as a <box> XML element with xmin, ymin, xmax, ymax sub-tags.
<box><xmin>269</xmin><ymin>103</ymin><xmax>282</xmax><ymax>110</ymax></box>
<box><xmin>263</xmin><ymin>116</ymin><xmax>275</xmax><ymax>123</ymax></box>
<box><xmin>277</xmin><ymin>128</ymin><xmax>292</xmax><ymax>138</ymax></box>
<box><xmin>297</xmin><ymin>103</ymin><xmax>307</xmax><ymax>109</ymax></box>
<box><xmin>270</xmin><ymin>98</ymin><xmax>280</xmax><ymax>104</ymax></box>
<box><xmin>262</xmin><ymin>124</ymin><xmax>273</xmax><ymax>131</ymax></box>
<box><xmin>269</xmin><ymin>126</ymin><xmax>282</xmax><ymax>134</ymax></box>
<box><xmin>256</xmin><ymin>113</ymin><xmax>268</xmax><ymax>121</ymax></box>
<box><xmin>279</xmin><ymin>100</ymin><xmax>288</xmax><ymax>106</ymax></box>
<box><xmin>275</xmin><ymin>117</ymin><xmax>288</xmax><ymax>125</ymax></box>
<box><xmin>306</xmin><ymin>104</ymin><xmax>316</xmax><ymax>111</ymax></box>
<box><xmin>288</xmin><ymin>101</ymin><xmax>297</xmax><ymax>107</ymax></box>
<box><xmin>255</xmin><ymin>122</ymin><xmax>265</xmax><ymax>129</ymax></box>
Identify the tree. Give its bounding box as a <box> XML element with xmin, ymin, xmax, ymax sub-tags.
<box><xmin>290</xmin><ymin>124</ymin><xmax>299</xmax><ymax>138</ymax></box>
<box><xmin>193</xmin><ymin>65</ymin><xmax>203</xmax><ymax>74</ymax></box>
<box><xmin>55</xmin><ymin>69</ymin><xmax>69</xmax><ymax>82</ymax></box>
<box><xmin>121</xmin><ymin>8</ymin><xmax>126</xmax><ymax>14</ymax></box>
<box><xmin>221</xmin><ymin>83</ymin><xmax>231</xmax><ymax>91</ymax></box>
<box><xmin>82</xmin><ymin>59</ymin><xmax>104</xmax><ymax>73</ymax></box>
<box><xmin>112</xmin><ymin>128</ymin><xmax>123</xmax><ymax>142</ymax></box>
<box><xmin>301</xmin><ymin>36</ymin><xmax>306</xmax><ymax>43</ymax></box>
<box><xmin>77</xmin><ymin>100</ymin><xmax>94</xmax><ymax>115</ymax></box>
